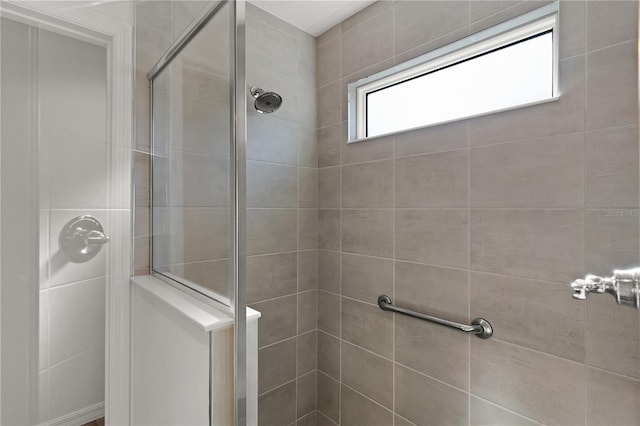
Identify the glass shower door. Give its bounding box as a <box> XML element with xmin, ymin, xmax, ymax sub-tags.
<box><xmin>149</xmin><ymin>0</ymin><xmax>248</xmax><ymax>423</ymax></box>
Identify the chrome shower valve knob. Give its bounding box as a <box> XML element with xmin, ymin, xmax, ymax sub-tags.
<box><xmin>570</xmin><ymin>268</ymin><xmax>640</xmax><ymax>309</ymax></box>
<box><xmin>59</xmin><ymin>215</ymin><xmax>110</xmax><ymax>263</ymax></box>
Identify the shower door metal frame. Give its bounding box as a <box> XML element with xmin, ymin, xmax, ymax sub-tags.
<box><xmin>147</xmin><ymin>0</ymin><xmax>248</xmax><ymax>424</ymax></box>
<box><xmin>0</xmin><ymin>1</ymin><xmax>133</xmax><ymax>424</ymax></box>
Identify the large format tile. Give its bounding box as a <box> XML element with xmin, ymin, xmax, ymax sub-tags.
<box><xmin>318</xmin><ymin>209</ymin><xmax>341</xmax><ymax>251</ymax></box>
<box><xmin>247</xmin><ymin>209</ymin><xmax>297</xmax><ymax>255</ymax></box>
<box><xmin>470</xmin><ymin>133</ymin><xmax>584</xmax><ymax>208</ymax></box>
<box><xmin>470</xmin><ymin>272</ymin><xmax>585</xmax><ymax>361</ymax></box>
<box><xmin>297</xmin><ymin>290</ymin><xmax>317</xmax><ymax>334</ymax></box>
<box><xmin>341</xmin><ymin>341</ymin><xmax>393</xmax><ymax>409</ymax></box>
<box><xmin>341</xmin><ymin>385</ymin><xmax>393</xmax><ymax>426</ymax></box>
<box><xmin>470</xmin><ymin>396</ymin><xmax>537</xmax><ymax>426</ymax></box>
<box><xmin>317</xmin><ymin>372</ymin><xmax>340</xmax><ymax>423</ymax></box>
<box><xmin>247</xmin><ymin>252</ymin><xmax>297</xmax><ymax>304</ymax></box>
<box><xmin>297</xmin><ymin>330</ymin><xmax>317</xmax><ymax>376</ymax></box>
<box><xmin>396</xmin><ymin>314</ymin><xmax>470</xmax><ymax>391</ymax></box>
<box><xmin>318</xmin><ymin>125</ymin><xmax>342</xmax><ymax>167</ymax></box>
<box><xmin>395</xmin><ymin>364</ymin><xmax>469</xmax><ymax>426</ymax></box>
<box><xmin>471</xmin><ymin>338</ymin><xmax>585</xmax><ymax>425</ymax></box>
<box><xmin>299</xmin><ymin>167</ymin><xmax>318</xmax><ymax>208</ymax></box>
<box><xmin>341</xmin><ymin>253</ymin><xmax>392</xmax><ymax>304</ymax></box>
<box><xmin>342</xmin><ymin>160</ymin><xmax>393</xmax><ymax>208</ymax></box>
<box><xmin>394</xmin><ymin>0</ymin><xmax>469</xmax><ymax>55</ymax></box>
<box><xmin>586</xmin><ymin>367</ymin><xmax>640</xmax><ymax>426</ymax></box>
<box><xmin>342</xmin><ymin>210</ymin><xmax>393</xmax><ymax>258</ymax></box>
<box><xmin>258</xmin><ymin>338</ymin><xmax>296</xmax><ymax>394</ymax></box>
<box><xmin>470</xmin><ymin>209</ymin><xmax>584</xmax><ymax>283</ymax></box>
<box><xmin>586</xmin><ymin>1</ymin><xmax>638</xmax><ymax>52</ymax></box>
<box><xmin>298</xmin><ymin>250</ymin><xmax>317</xmax><ymax>292</ymax></box>
<box><xmin>317</xmin><ymin>36</ymin><xmax>340</xmax><ymax>87</ymax></box>
<box><xmin>247</xmin><ymin>161</ymin><xmax>297</xmax><ymax>208</ymax></box>
<box><xmin>251</xmin><ymin>295</ymin><xmax>297</xmax><ymax>348</ymax></box>
<box><xmin>586</xmin><ymin>41</ymin><xmax>638</xmax><ymax>131</ymax></box>
<box><xmin>258</xmin><ymin>381</ymin><xmax>296</xmax><ymax>426</ymax></box>
<box><xmin>585</xmin><ymin>210</ymin><xmax>639</xmax><ymax>277</ymax></box>
<box><xmin>585</xmin><ymin>126</ymin><xmax>639</xmax><ymax>208</ymax></box>
<box><xmin>318</xmin><ymin>291</ymin><xmax>341</xmax><ymax>337</ymax></box>
<box><xmin>297</xmin><ymin>372</ymin><xmax>316</xmax><ymax>419</ymax></box>
<box><xmin>394</xmin><ymin>120</ymin><xmax>468</xmax><ymax>157</ymax></box>
<box><xmin>396</xmin><ymin>150</ymin><xmax>469</xmax><ymax>208</ymax></box>
<box><xmin>396</xmin><ymin>210</ymin><xmax>469</xmax><ymax>268</ymax></box>
<box><xmin>318</xmin><ymin>331</ymin><xmax>340</xmax><ymax>380</ymax></box>
<box><xmin>342</xmin><ymin>298</ymin><xmax>392</xmax><ymax>358</ymax></box>
<box><xmin>319</xmin><ymin>167</ymin><xmax>341</xmax><ymax>208</ymax></box>
<box><xmin>341</xmin><ymin>12</ymin><xmax>393</xmax><ymax>77</ymax></box>
<box><xmin>298</xmin><ymin>209</ymin><xmax>318</xmax><ymax>250</ymax></box>
<box><xmin>318</xmin><ymin>250</ymin><xmax>340</xmax><ymax>293</ymax></box>
<box><xmin>586</xmin><ymin>295</ymin><xmax>640</xmax><ymax>379</ymax></box>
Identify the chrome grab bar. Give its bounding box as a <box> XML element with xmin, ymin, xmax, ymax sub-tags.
<box><xmin>377</xmin><ymin>295</ymin><xmax>493</xmax><ymax>339</ymax></box>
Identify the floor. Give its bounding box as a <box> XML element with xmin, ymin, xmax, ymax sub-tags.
<box><xmin>81</xmin><ymin>418</ymin><xmax>104</xmax><ymax>426</ymax></box>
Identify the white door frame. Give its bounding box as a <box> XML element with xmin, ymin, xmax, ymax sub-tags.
<box><xmin>0</xmin><ymin>1</ymin><xmax>133</xmax><ymax>424</ymax></box>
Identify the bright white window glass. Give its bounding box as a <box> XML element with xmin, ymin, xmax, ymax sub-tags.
<box><xmin>366</xmin><ymin>31</ymin><xmax>553</xmax><ymax>138</ymax></box>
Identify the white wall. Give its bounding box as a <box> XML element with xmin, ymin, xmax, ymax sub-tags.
<box><xmin>36</xmin><ymin>25</ymin><xmax>109</xmax><ymax>425</ymax></box>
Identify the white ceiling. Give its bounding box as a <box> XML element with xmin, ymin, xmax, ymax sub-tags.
<box><xmin>248</xmin><ymin>0</ymin><xmax>377</xmax><ymax>36</ymax></box>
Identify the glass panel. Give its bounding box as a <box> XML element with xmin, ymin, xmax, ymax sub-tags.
<box><xmin>152</xmin><ymin>2</ymin><xmax>233</xmax><ymax>303</ymax></box>
<box><xmin>366</xmin><ymin>31</ymin><xmax>553</xmax><ymax>137</ymax></box>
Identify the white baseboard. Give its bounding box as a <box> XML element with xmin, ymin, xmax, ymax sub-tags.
<box><xmin>40</xmin><ymin>402</ymin><xmax>104</xmax><ymax>426</ymax></box>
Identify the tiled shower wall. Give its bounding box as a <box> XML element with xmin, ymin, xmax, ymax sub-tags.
<box><xmin>245</xmin><ymin>5</ymin><xmax>318</xmax><ymax>426</ymax></box>
<box><xmin>134</xmin><ymin>2</ymin><xmax>318</xmax><ymax>425</ymax></box>
<box><xmin>315</xmin><ymin>1</ymin><xmax>640</xmax><ymax>425</ymax></box>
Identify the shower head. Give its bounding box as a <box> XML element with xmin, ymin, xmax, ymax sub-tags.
<box><xmin>250</xmin><ymin>86</ymin><xmax>282</xmax><ymax>114</ymax></box>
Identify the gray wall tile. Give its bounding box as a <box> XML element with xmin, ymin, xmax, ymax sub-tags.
<box><xmin>297</xmin><ymin>330</ymin><xmax>317</xmax><ymax>376</ymax></box>
<box><xmin>471</xmin><ymin>339</ymin><xmax>585</xmax><ymax>425</ymax></box>
<box><xmin>298</xmin><ymin>290</ymin><xmax>318</xmax><ymax>334</ymax></box>
<box><xmin>585</xmin><ymin>210</ymin><xmax>640</xmax><ymax>277</ymax></box>
<box><xmin>318</xmin><ymin>372</ymin><xmax>340</xmax><ymax>423</ymax></box>
<box><xmin>252</xmin><ymin>295</ymin><xmax>297</xmax><ymax>348</ymax></box>
<box><xmin>258</xmin><ymin>381</ymin><xmax>296</xmax><ymax>426</ymax></box>
<box><xmin>247</xmin><ymin>161</ymin><xmax>297</xmax><ymax>208</ymax></box>
<box><xmin>396</xmin><ymin>210</ymin><xmax>469</xmax><ymax>268</ymax></box>
<box><xmin>297</xmin><ymin>372</ymin><xmax>317</xmax><ymax>419</ymax></box>
<box><xmin>470</xmin><ymin>210</ymin><xmax>584</xmax><ymax>282</ymax></box>
<box><xmin>319</xmin><ymin>167</ymin><xmax>341</xmax><ymax>208</ymax></box>
<box><xmin>341</xmin><ymin>341</ymin><xmax>393</xmax><ymax>409</ymax></box>
<box><xmin>341</xmin><ymin>12</ymin><xmax>393</xmax><ymax>77</ymax></box>
<box><xmin>258</xmin><ymin>338</ymin><xmax>297</xmax><ymax>394</ymax></box>
<box><xmin>318</xmin><ymin>209</ymin><xmax>341</xmax><ymax>251</ymax></box>
<box><xmin>586</xmin><ymin>1</ymin><xmax>638</xmax><ymax>52</ymax></box>
<box><xmin>470</xmin><ymin>397</ymin><xmax>537</xmax><ymax>426</ymax></box>
<box><xmin>470</xmin><ymin>133</ymin><xmax>584</xmax><ymax>208</ymax></box>
<box><xmin>247</xmin><ymin>209</ymin><xmax>298</xmax><ymax>255</ymax></box>
<box><xmin>341</xmin><ymin>253</ymin><xmax>392</xmax><ymax>304</ymax></box>
<box><xmin>395</xmin><ymin>364</ymin><xmax>469</xmax><ymax>426</ymax></box>
<box><xmin>318</xmin><ymin>331</ymin><xmax>340</xmax><ymax>380</ymax></box>
<box><xmin>298</xmin><ymin>250</ymin><xmax>317</xmax><ymax>292</ymax></box>
<box><xmin>342</xmin><ymin>298</ymin><xmax>392</xmax><ymax>358</ymax></box>
<box><xmin>342</xmin><ymin>210</ymin><xmax>393</xmax><ymax>258</ymax></box>
<box><xmin>342</xmin><ymin>160</ymin><xmax>393</xmax><ymax>208</ymax></box>
<box><xmin>247</xmin><ymin>252</ymin><xmax>297</xmax><ymax>304</ymax></box>
<box><xmin>586</xmin><ymin>296</ymin><xmax>640</xmax><ymax>379</ymax></box>
<box><xmin>470</xmin><ymin>272</ymin><xmax>585</xmax><ymax>361</ymax></box>
<box><xmin>341</xmin><ymin>385</ymin><xmax>393</xmax><ymax>426</ymax></box>
<box><xmin>585</xmin><ymin>126</ymin><xmax>639</xmax><ymax>208</ymax></box>
<box><xmin>318</xmin><ymin>250</ymin><xmax>340</xmax><ymax>293</ymax></box>
<box><xmin>396</xmin><ymin>150</ymin><xmax>469</xmax><ymax>208</ymax></box>
<box><xmin>586</xmin><ymin>41</ymin><xmax>638</xmax><ymax>131</ymax></box>
<box><xmin>318</xmin><ymin>291</ymin><xmax>341</xmax><ymax>337</ymax></box>
<box><xmin>586</xmin><ymin>367</ymin><xmax>640</xmax><ymax>426</ymax></box>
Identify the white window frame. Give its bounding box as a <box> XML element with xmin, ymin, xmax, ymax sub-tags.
<box><xmin>347</xmin><ymin>1</ymin><xmax>559</xmax><ymax>142</ymax></box>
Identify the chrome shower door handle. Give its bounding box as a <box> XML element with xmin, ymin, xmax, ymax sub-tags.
<box><xmin>570</xmin><ymin>268</ymin><xmax>640</xmax><ymax>309</ymax></box>
<box><xmin>59</xmin><ymin>215</ymin><xmax>110</xmax><ymax>263</ymax></box>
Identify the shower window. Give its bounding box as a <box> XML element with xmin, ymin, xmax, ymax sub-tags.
<box><xmin>347</xmin><ymin>2</ymin><xmax>558</xmax><ymax>141</ymax></box>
